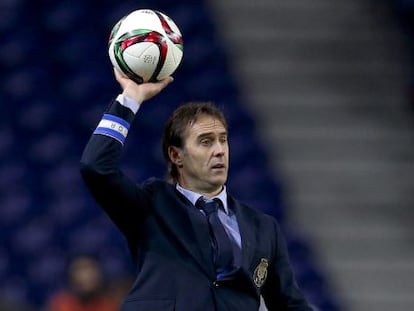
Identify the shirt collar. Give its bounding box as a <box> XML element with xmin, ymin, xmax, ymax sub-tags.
<box><xmin>176</xmin><ymin>183</ymin><xmax>229</xmax><ymax>214</ymax></box>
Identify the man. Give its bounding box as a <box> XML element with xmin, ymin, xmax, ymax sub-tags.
<box><xmin>47</xmin><ymin>255</ymin><xmax>118</xmax><ymax>311</ymax></box>
<box><xmin>80</xmin><ymin>69</ymin><xmax>312</xmax><ymax>310</ymax></box>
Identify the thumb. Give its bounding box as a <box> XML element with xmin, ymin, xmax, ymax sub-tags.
<box><xmin>150</xmin><ymin>76</ymin><xmax>174</xmax><ymax>94</ymax></box>
<box><xmin>140</xmin><ymin>76</ymin><xmax>174</xmax><ymax>101</ymax></box>
<box><xmin>158</xmin><ymin>76</ymin><xmax>174</xmax><ymax>89</ymax></box>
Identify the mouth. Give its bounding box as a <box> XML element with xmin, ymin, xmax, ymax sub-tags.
<box><xmin>211</xmin><ymin>163</ymin><xmax>225</xmax><ymax>170</ymax></box>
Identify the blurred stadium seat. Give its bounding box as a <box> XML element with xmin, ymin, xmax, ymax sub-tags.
<box><xmin>0</xmin><ymin>0</ymin><xmax>341</xmax><ymax>309</ymax></box>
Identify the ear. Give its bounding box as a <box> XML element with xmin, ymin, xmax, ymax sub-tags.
<box><xmin>168</xmin><ymin>146</ymin><xmax>183</xmax><ymax>167</ymax></box>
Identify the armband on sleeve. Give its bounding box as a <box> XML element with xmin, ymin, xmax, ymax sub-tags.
<box><xmin>92</xmin><ymin>94</ymin><xmax>141</xmax><ymax>144</ymax></box>
<box><xmin>94</xmin><ymin>114</ymin><xmax>130</xmax><ymax>145</ymax></box>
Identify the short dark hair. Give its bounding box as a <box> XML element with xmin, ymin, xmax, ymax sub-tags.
<box><xmin>161</xmin><ymin>102</ymin><xmax>227</xmax><ymax>182</ymax></box>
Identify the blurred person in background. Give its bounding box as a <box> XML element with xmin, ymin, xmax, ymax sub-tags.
<box><xmin>47</xmin><ymin>254</ymin><xmax>118</xmax><ymax>311</ymax></box>
<box><xmin>80</xmin><ymin>69</ymin><xmax>312</xmax><ymax>310</ymax></box>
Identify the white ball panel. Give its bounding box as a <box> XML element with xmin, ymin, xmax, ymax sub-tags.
<box><xmin>123</xmin><ymin>43</ymin><xmax>160</xmax><ymax>82</ymax></box>
<box><xmin>170</xmin><ymin>44</ymin><xmax>184</xmax><ymax>67</ymax></box>
<box><xmin>115</xmin><ymin>10</ymin><xmax>164</xmax><ymax>40</ymax></box>
<box><xmin>124</xmin><ymin>41</ymin><xmax>155</xmax><ymax>58</ymax></box>
<box><xmin>156</xmin><ymin>42</ymin><xmax>182</xmax><ymax>80</ymax></box>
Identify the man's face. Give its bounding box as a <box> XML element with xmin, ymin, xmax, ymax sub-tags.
<box><xmin>175</xmin><ymin>114</ymin><xmax>229</xmax><ymax>196</ymax></box>
<box><xmin>69</xmin><ymin>257</ymin><xmax>102</xmax><ymax>296</ymax></box>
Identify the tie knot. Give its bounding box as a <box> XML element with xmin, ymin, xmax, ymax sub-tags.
<box><xmin>196</xmin><ymin>198</ymin><xmax>220</xmax><ymax>216</ymax></box>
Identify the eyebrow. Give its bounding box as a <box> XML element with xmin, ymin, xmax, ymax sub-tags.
<box><xmin>196</xmin><ymin>132</ymin><xmax>227</xmax><ymax>141</ymax></box>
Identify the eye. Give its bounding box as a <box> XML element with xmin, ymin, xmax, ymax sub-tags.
<box><xmin>200</xmin><ymin>139</ymin><xmax>212</xmax><ymax>146</ymax></box>
<box><xmin>219</xmin><ymin>136</ymin><xmax>227</xmax><ymax>143</ymax></box>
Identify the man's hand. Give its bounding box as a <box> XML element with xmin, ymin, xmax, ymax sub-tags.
<box><xmin>114</xmin><ymin>68</ymin><xmax>174</xmax><ymax>105</ymax></box>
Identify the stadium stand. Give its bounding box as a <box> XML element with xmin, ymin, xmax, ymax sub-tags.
<box><xmin>0</xmin><ymin>0</ymin><xmax>341</xmax><ymax>309</ymax></box>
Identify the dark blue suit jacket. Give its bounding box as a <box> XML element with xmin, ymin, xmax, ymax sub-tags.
<box><xmin>80</xmin><ymin>101</ymin><xmax>312</xmax><ymax>311</ymax></box>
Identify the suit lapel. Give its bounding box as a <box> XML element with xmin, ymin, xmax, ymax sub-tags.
<box><xmin>154</xmin><ymin>184</ymin><xmax>215</xmax><ymax>277</ymax></box>
<box><xmin>229</xmin><ymin>196</ymin><xmax>258</xmax><ymax>271</ymax></box>
<box><xmin>187</xmin><ymin>203</ymin><xmax>216</xmax><ymax>276</ymax></box>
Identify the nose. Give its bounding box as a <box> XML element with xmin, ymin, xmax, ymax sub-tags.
<box><xmin>213</xmin><ymin>140</ymin><xmax>226</xmax><ymax>156</ymax></box>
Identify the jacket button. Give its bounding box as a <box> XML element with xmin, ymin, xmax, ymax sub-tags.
<box><xmin>213</xmin><ymin>281</ymin><xmax>219</xmax><ymax>288</ymax></box>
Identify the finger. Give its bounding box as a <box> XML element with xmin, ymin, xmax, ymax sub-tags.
<box><xmin>113</xmin><ymin>67</ymin><xmax>121</xmax><ymax>78</ymax></box>
<box><xmin>158</xmin><ymin>76</ymin><xmax>174</xmax><ymax>88</ymax></box>
<box><xmin>113</xmin><ymin>68</ymin><xmax>125</xmax><ymax>84</ymax></box>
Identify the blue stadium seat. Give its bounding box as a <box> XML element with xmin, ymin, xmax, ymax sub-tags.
<box><xmin>0</xmin><ymin>275</ymin><xmax>29</xmax><ymax>305</ymax></box>
<box><xmin>0</xmin><ymin>0</ymin><xmax>341</xmax><ymax>309</ymax></box>
<box><xmin>0</xmin><ymin>193</ymin><xmax>31</xmax><ymax>229</ymax></box>
<box><xmin>0</xmin><ymin>33</ymin><xmax>36</xmax><ymax>69</ymax></box>
<box><xmin>18</xmin><ymin>100</ymin><xmax>56</xmax><ymax>133</ymax></box>
<box><xmin>0</xmin><ymin>0</ymin><xmax>24</xmax><ymax>33</ymax></box>
<box><xmin>27</xmin><ymin>249</ymin><xmax>66</xmax><ymax>287</ymax></box>
<box><xmin>3</xmin><ymin>67</ymin><xmax>49</xmax><ymax>102</ymax></box>
<box><xmin>47</xmin><ymin>196</ymin><xmax>88</xmax><ymax>229</ymax></box>
<box><xmin>27</xmin><ymin>133</ymin><xmax>71</xmax><ymax>164</ymax></box>
<box><xmin>41</xmin><ymin>2</ymin><xmax>90</xmax><ymax>34</ymax></box>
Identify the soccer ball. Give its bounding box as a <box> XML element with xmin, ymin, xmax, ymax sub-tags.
<box><xmin>108</xmin><ymin>9</ymin><xmax>183</xmax><ymax>84</ymax></box>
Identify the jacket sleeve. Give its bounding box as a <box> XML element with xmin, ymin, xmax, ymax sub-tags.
<box><xmin>80</xmin><ymin>98</ymin><xmax>150</xmax><ymax>236</ymax></box>
<box><xmin>261</xmin><ymin>220</ymin><xmax>313</xmax><ymax>310</ymax></box>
